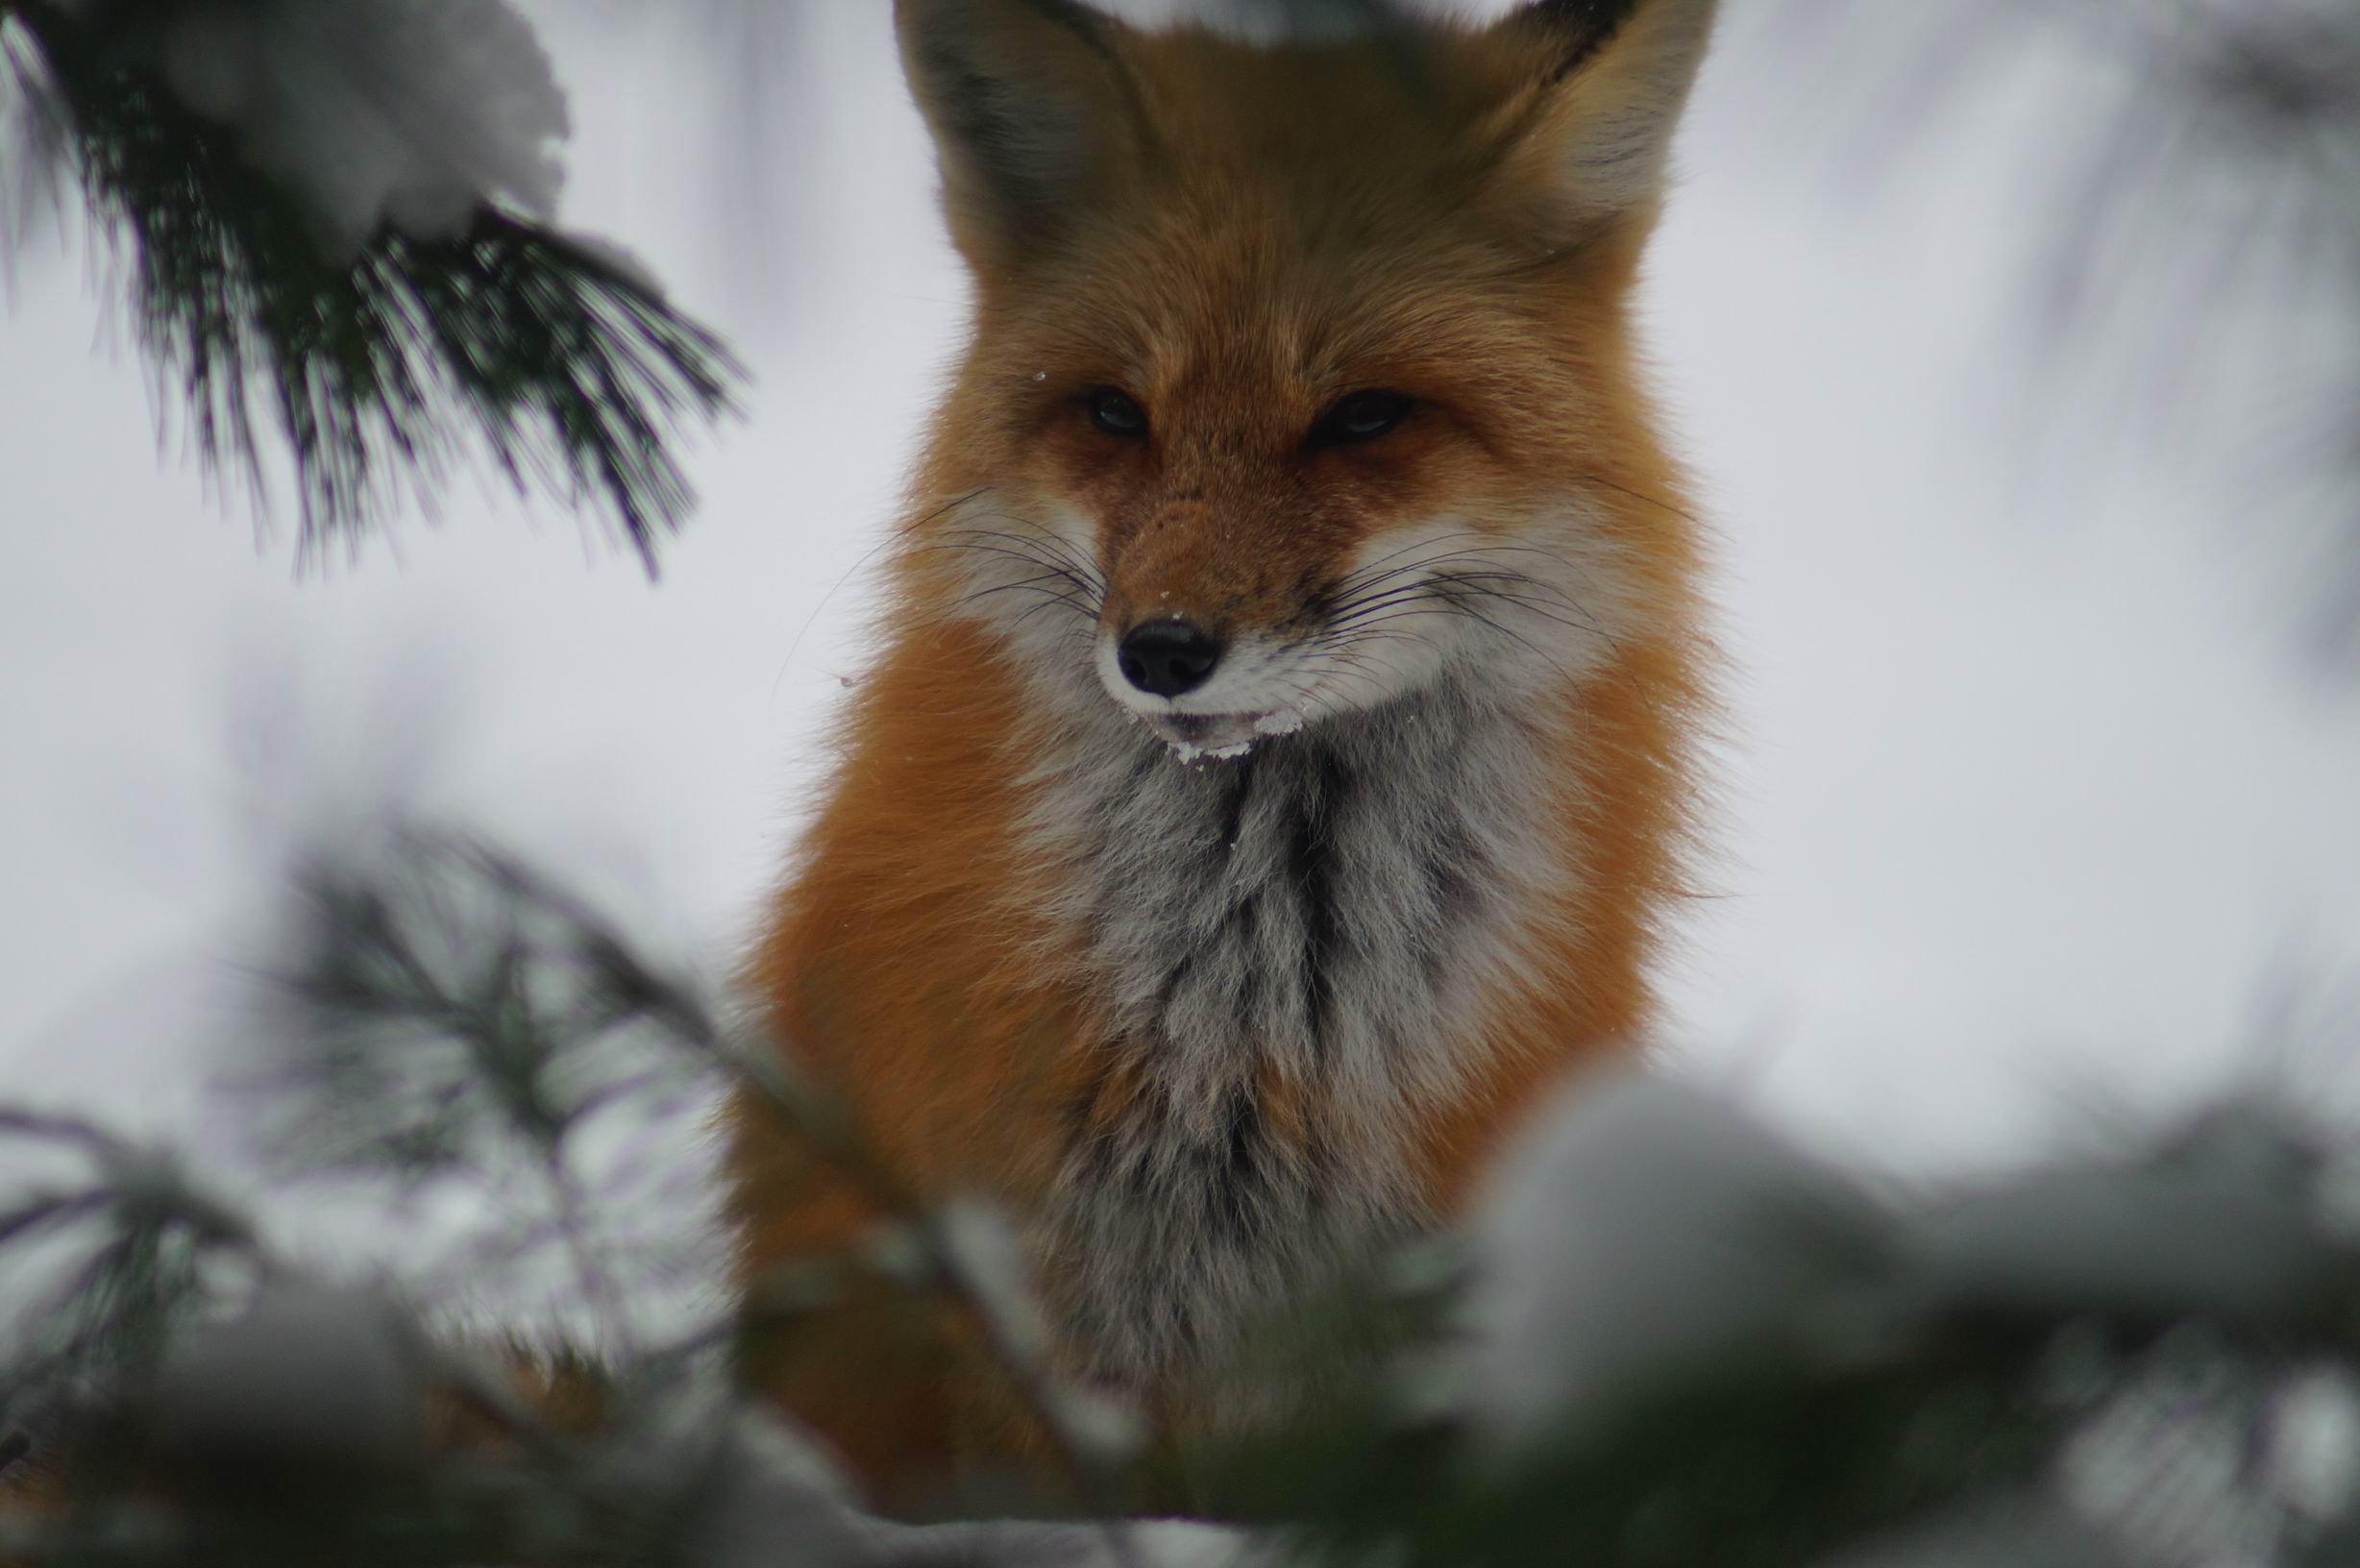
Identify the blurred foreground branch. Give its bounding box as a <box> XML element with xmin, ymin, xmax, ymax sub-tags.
<box><xmin>6</xmin><ymin>826</ymin><xmax>2360</xmax><ymax>1565</ymax></box>
<box><xmin>1792</xmin><ymin>0</ymin><xmax>2360</xmax><ymax>658</ymax></box>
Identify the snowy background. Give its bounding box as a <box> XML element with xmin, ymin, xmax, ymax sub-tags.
<box><xmin>5</xmin><ymin>0</ymin><xmax>2360</xmax><ymax>1217</ymax></box>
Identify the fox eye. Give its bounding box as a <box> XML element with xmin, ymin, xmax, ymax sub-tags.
<box><xmin>1088</xmin><ymin>387</ymin><xmax>1148</xmax><ymax>438</ymax></box>
<box><xmin>1311</xmin><ymin>389</ymin><xmax>1412</xmax><ymax>448</ymax></box>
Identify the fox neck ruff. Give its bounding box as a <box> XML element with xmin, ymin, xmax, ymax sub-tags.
<box><xmin>1019</xmin><ymin>666</ymin><xmax>1575</xmax><ymax>1409</ymax></box>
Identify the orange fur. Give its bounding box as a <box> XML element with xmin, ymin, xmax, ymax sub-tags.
<box><xmin>729</xmin><ymin>0</ymin><xmax>1715</xmax><ymax>1507</ymax></box>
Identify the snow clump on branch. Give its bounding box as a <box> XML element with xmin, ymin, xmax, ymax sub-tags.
<box><xmin>68</xmin><ymin>0</ymin><xmax>568</xmax><ymax>251</ymax></box>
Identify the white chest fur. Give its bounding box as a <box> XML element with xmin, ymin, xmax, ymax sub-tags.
<box><xmin>1019</xmin><ymin>675</ymin><xmax>1571</xmax><ymax>1400</ymax></box>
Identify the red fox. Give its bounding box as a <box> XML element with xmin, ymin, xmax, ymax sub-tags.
<box><xmin>731</xmin><ymin>0</ymin><xmax>1715</xmax><ymax>1502</ymax></box>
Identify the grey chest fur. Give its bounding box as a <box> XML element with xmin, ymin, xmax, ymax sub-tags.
<box><xmin>1022</xmin><ymin>682</ymin><xmax>1561</xmax><ymax>1397</ymax></box>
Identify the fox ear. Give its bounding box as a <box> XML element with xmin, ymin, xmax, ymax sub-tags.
<box><xmin>896</xmin><ymin>0</ymin><xmax>1144</xmax><ymax>259</ymax></box>
<box><xmin>1490</xmin><ymin>0</ymin><xmax>1719</xmax><ymax>236</ymax></box>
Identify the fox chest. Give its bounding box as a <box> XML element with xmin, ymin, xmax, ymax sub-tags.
<box><xmin>1024</xmin><ymin>695</ymin><xmax>1552</xmax><ymax>1396</ymax></box>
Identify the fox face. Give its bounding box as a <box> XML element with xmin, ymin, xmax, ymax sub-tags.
<box><xmin>898</xmin><ymin>0</ymin><xmax>1713</xmax><ymax>760</ymax></box>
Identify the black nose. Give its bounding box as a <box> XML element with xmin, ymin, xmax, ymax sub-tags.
<box><xmin>1118</xmin><ymin>620</ymin><xmax>1221</xmax><ymax>698</ymax></box>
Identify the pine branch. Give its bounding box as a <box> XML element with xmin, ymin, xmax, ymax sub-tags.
<box><xmin>11</xmin><ymin>830</ymin><xmax>2360</xmax><ymax>1564</ymax></box>
<box><xmin>0</xmin><ymin>826</ymin><xmax>1187</xmax><ymax>1567</ymax></box>
<box><xmin>4</xmin><ymin>2</ymin><xmax>745</xmax><ymax>571</ymax></box>
<box><xmin>270</xmin><ymin>828</ymin><xmax>1152</xmax><ymax>1531</ymax></box>
<box><xmin>1782</xmin><ymin>0</ymin><xmax>2360</xmax><ymax>662</ymax></box>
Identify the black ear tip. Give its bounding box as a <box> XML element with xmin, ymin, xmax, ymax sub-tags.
<box><xmin>1526</xmin><ymin>0</ymin><xmax>1645</xmax><ymax>27</ymax></box>
<box><xmin>1523</xmin><ymin>0</ymin><xmax>1648</xmax><ymax>79</ymax></box>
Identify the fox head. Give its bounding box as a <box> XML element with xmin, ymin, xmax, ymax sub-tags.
<box><xmin>895</xmin><ymin>0</ymin><xmax>1714</xmax><ymax>760</ymax></box>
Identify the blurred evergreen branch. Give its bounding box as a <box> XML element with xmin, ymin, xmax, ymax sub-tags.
<box><xmin>1</xmin><ymin>1</ymin><xmax>745</xmax><ymax>571</ymax></box>
<box><xmin>1791</xmin><ymin>0</ymin><xmax>2360</xmax><ymax>655</ymax></box>
<box><xmin>7</xmin><ymin>827</ymin><xmax>2360</xmax><ymax>1564</ymax></box>
<box><xmin>262</xmin><ymin>826</ymin><xmax>1145</xmax><ymax>1541</ymax></box>
<box><xmin>0</xmin><ymin>1109</ymin><xmax>257</xmax><ymax>1422</ymax></box>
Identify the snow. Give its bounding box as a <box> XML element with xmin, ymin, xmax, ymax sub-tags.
<box><xmin>1444</xmin><ymin>1070</ymin><xmax>1901</xmax><ymax>1455</ymax></box>
<box><xmin>1910</xmin><ymin>1102</ymin><xmax>2344</xmax><ymax>1327</ymax></box>
<box><xmin>933</xmin><ymin>1197</ymin><xmax>1054</xmax><ymax>1367</ymax></box>
<box><xmin>627</xmin><ymin>1404</ymin><xmax>869</xmax><ymax>1568</ymax></box>
<box><xmin>2261</xmin><ymin>1370</ymin><xmax>2360</xmax><ymax>1524</ymax></box>
<box><xmin>1168</xmin><ymin>735</ymin><xmax>1259</xmax><ymax>766</ymax></box>
<box><xmin>860</xmin><ymin>1519</ymin><xmax>1251</xmax><ymax>1568</ymax></box>
<box><xmin>1445</xmin><ymin>1073</ymin><xmax>2360</xmax><ymax>1557</ymax></box>
<box><xmin>617</xmin><ymin>1387</ymin><xmax>1239</xmax><ymax>1568</ymax></box>
<box><xmin>1163</xmin><ymin>706</ymin><xmax>1308</xmax><ymax>764</ymax></box>
<box><xmin>933</xmin><ymin>1198</ymin><xmax>1146</xmax><ymax>1469</ymax></box>
<box><xmin>2053</xmin><ymin>1356</ymin><xmax>2360</xmax><ymax>1563</ymax></box>
<box><xmin>2054</xmin><ymin>1344</ymin><xmax>2287</xmax><ymax>1568</ymax></box>
<box><xmin>94</xmin><ymin>0</ymin><xmax>570</xmax><ymax>251</ymax></box>
<box><xmin>147</xmin><ymin>1281</ymin><xmax>427</xmax><ymax>1479</ymax></box>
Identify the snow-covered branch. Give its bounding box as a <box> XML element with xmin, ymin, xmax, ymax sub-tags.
<box><xmin>2</xmin><ymin>0</ymin><xmax>743</xmax><ymax>567</ymax></box>
<box><xmin>7</xmin><ymin>825</ymin><xmax>2360</xmax><ymax>1565</ymax></box>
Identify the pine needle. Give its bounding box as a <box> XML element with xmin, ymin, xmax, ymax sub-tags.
<box><xmin>5</xmin><ymin>3</ymin><xmax>745</xmax><ymax>571</ymax></box>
